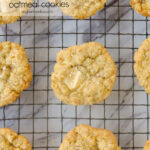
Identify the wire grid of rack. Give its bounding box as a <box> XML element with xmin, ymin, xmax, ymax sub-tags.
<box><xmin>0</xmin><ymin>0</ymin><xmax>150</xmax><ymax>149</ymax></box>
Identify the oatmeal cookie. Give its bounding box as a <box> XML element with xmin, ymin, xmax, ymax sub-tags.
<box><xmin>0</xmin><ymin>128</ymin><xmax>32</xmax><ymax>149</ymax></box>
<box><xmin>0</xmin><ymin>42</ymin><xmax>32</xmax><ymax>107</ymax></box>
<box><xmin>0</xmin><ymin>0</ymin><xmax>33</xmax><ymax>25</ymax></box>
<box><xmin>59</xmin><ymin>124</ymin><xmax>121</xmax><ymax>150</ymax></box>
<box><xmin>49</xmin><ymin>0</ymin><xmax>106</xmax><ymax>19</ymax></box>
<box><xmin>134</xmin><ymin>38</ymin><xmax>150</xmax><ymax>94</ymax></box>
<box><xmin>130</xmin><ymin>0</ymin><xmax>150</xmax><ymax>17</ymax></box>
<box><xmin>51</xmin><ymin>42</ymin><xmax>117</xmax><ymax>105</ymax></box>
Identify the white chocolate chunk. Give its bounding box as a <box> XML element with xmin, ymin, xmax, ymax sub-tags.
<box><xmin>64</xmin><ymin>70</ymin><xmax>82</xmax><ymax>90</ymax></box>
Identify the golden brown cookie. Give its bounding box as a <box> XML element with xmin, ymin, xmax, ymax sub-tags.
<box><xmin>134</xmin><ymin>38</ymin><xmax>150</xmax><ymax>94</ymax></box>
<box><xmin>0</xmin><ymin>41</ymin><xmax>32</xmax><ymax>107</ymax></box>
<box><xmin>51</xmin><ymin>42</ymin><xmax>117</xmax><ymax>105</ymax></box>
<box><xmin>59</xmin><ymin>124</ymin><xmax>121</xmax><ymax>150</ymax></box>
<box><xmin>143</xmin><ymin>139</ymin><xmax>150</xmax><ymax>150</ymax></box>
<box><xmin>0</xmin><ymin>128</ymin><xmax>32</xmax><ymax>149</ymax></box>
<box><xmin>130</xmin><ymin>0</ymin><xmax>150</xmax><ymax>17</ymax></box>
<box><xmin>49</xmin><ymin>0</ymin><xmax>106</xmax><ymax>19</ymax></box>
<box><xmin>0</xmin><ymin>0</ymin><xmax>33</xmax><ymax>25</ymax></box>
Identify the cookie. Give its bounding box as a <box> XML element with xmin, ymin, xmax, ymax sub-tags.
<box><xmin>0</xmin><ymin>42</ymin><xmax>32</xmax><ymax>107</ymax></box>
<box><xmin>134</xmin><ymin>38</ymin><xmax>150</xmax><ymax>94</ymax></box>
<box><xmin>0</xmin><ymin>0</ymin><xmax>33</xmax><ymax>25</ymax></box>
<box><xmin>0</xmin><ymin>128</ymin><xmax>32</xmax><ymax>149</ymax></box>
<box><xmin>143</xmin><ymin>139</ymin><xmax>150</xmax><ymax>150</ymax></box>
<box><xmin>49</xmin><ymin>0</ymin><xmax>106</xmax><ymax>19</ymax></box>
<box><xmin>51</xmin><ymin>42</ymin><xmax>117</xmax><ymax>105</ymax></box>
<box><xmin>59</xmin><ymin>124</ymin><xmax>121</xmax><ymax>150</ymax></box>
<box><xmin>130</xmin><ymin>0</ymin><xmax>150</xmax><ymax>17</ymax></box>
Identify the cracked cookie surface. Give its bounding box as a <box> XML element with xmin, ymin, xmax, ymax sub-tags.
<box><xmin>0</xmin><ymin>0</ymin><xmax>33</xmax><ymax>25</ymax></box>
<box><xmin>49</xmin><ymin>0</ymin><xmax>106</xmax><ymax>19</ymax></box>
<box><xmin>51</xmin><ymin>42</ymin><xmax>117</xmax><ymax>105</ymax></box>
<box><xmin>0</xmin><ymin>128</ymin><xmax>32</xmax><ymax>150</ymax></box>
<box><xmin>130</xmin><ymin>0</ymin><xmax>150</xmax><ymax>17</ymax></box>
<box><xmin>59</xmin><ymin>124</ymin><xmax>121</xmax><ymax>150</ymax></box>
<box><xmin>0</xmin><ymin>42</ymin><xmax>32</xmax><ymax>107</ymax></box>
<box><xmin>134</xmin><ymin>38</ymin><xmax>150</xmax><ymax>94</ymax></box>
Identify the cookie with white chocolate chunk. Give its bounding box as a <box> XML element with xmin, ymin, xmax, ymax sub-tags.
<box><xmin>0</xmin><ymin>42</ymin><xmax>32</xmax><ymax>107</ymax></box>
<box><xmin>0</xmin><ymin>0</ymin><xmax>33</xmax><ymax>25</ymax></box>
<box><xmin>130</xmin><ymin>0</ymin><xmax>150</xmax><ymax>17</ymax></box>
<box><xmin>49</xmin><ymin>0</ymin><xmax>107</xmax><ymax>19</ymax></box>
<box><xmin>59</xmin><ymin>124</ymin><xmax>121</xmax><ymax>150</ymax></box>
<box><xmin>51</xmin><ymin>42</ymin><xmax>117</xmax><ymax>105</ymax></box>
<box><xmin>134</xmin><ymin>38</ymin><xmax>150</xmax><ymax>94</ymax></box>
<box><xmin>0</xmin><ymin>128</ymin><xmax>32</xmax><ymax>149</ymax></box>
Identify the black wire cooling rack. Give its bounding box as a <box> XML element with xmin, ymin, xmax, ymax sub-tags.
<box><xmin>0</xmin><ymin>0</ymin><xmax>150</xmax><ymax>149</ymax></box>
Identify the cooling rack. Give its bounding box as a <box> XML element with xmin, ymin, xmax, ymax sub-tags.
<box><xmin>0</xmin><ymin>0</ymin><xmax>150</xmax><ymax>149</ymax></box>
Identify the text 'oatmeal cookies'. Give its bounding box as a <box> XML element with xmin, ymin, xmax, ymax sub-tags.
<box><xmin>130</xmin><ymin>0</ymin><xmax>150</xmax><ymax>17</ymax></box>
<box><xmin>49</xmin><ymin>0</ymin><xmax>107</xmax><ymax>19</ymax></box>
<box><xmin>134</xmin><ymin>38</ymin><xmax>150</xmax><ymax>94</ymax></box>
<box><xmin>0</xmin><ymin>0</ymin><xmax>33</xmax><ymax>25</ymax></box>
<box><xmin>51</xmin><ymin>42</ymin><xmax>117</xmax><ymax>105</ymax></box>
<box><xmin>0</xmin><ymin>42</ymin><xmax>32</xmax><ymax>107</ymax></box>
<box><xmin>59</xmin><ymin>124</ymin><xmax>121</xmax><ymax>150</ymax></box>
<box><xmin>0</xmin><ymin>128</ymin><xmax>32</xmax><ymax>149</ymax></box>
